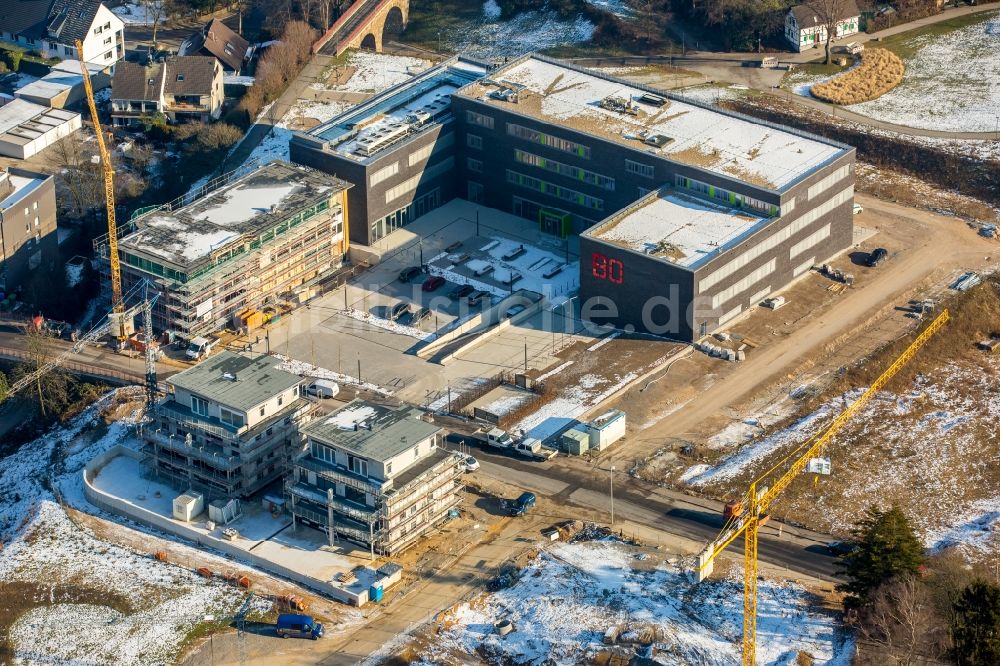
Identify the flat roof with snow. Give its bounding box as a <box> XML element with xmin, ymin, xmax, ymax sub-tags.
<box><xmin>307</xmin><ymin>57</ymin><xmax>488</xmax><ymax>164</ymax></box>
<box><xmin>0</xmin><ymin>168</ymin><xmax>49</xmax><ymax>211</ymax></box>
<box><xmin>584</xmin><ymin>187</ymin><xmax>769</xmax><ymax>269</ymax></box>
<box><xmin>456</xmin><ymin>55</ymin><xmax>848</xmax><ymax>190</ymax></box>
<box><xmin>119</xmin><ymin>161</ymin><xmax>349</xmax><ymax>270</ymax></box>
<box><xmin>303</xmin><ymin>399</ymin><xmax>442</xmax><ymax>462</ymax></box>
<box><xmin>0</xmin><ymin>98</ymin><xmax>80</xmax><ymax>147</ymax></box>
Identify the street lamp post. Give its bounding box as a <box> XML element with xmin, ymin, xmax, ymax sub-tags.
<box><xmin>610</xmin><ymin>466</ymin><xmax>615</xmax><ymax>526</ymax></box>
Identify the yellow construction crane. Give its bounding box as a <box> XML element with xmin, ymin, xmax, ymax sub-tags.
<box><xmin>76</xmin><ymin>40</ymin><xmax>125</xmax><ymax>340</ymax></box>
<box><xmin>697</xmin><ymin>308</ymin><xmax>951</xmax><ymax>666</ymax></box>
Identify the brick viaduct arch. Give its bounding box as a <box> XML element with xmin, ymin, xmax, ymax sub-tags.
<box><xmin>314</xmin><ymin>0</ymin><xmax>410</xmax><ymax>56</ymax></box>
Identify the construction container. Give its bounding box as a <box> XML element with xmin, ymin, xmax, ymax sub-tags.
<box><xmin>560</xmin><ymin>428</ymin><xmax>590</xmax><ymax>456</ymax></box>
<box><xmin>369</xmin><ymin>585</ymin><xmax>384</xmax><ymax>603</ymax></box>
<box><xmin>208</xmin><ymin>498</ymin><xmax>241</xmax><ymax>525</ymax></box>
<box><xmin>172</xmin><ymin>491</ymin><xmax>204</xmax><ymax>522</ymax></box>
<box><xmin>235</xmin><ymin>308</ymin><xmax>265</xmax><ymax>331</ymax></box>
<box><xmin>588</xmin><ymin>410</ymin><xmax>626</xmax><ymax>452</ymax></box>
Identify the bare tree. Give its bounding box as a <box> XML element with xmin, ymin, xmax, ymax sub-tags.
<box><xmin>143</xmin><ymin>0</ymin><xmax>174</xmax><ymax>47</ymax></box>
<box><xmin>855</xmin><ymin>576</ymin><xmax>948</xmax><ymax>665</ymax></box>
<box><xmin>806</xmin><ymin>0</ymin><xmax>854</xmax><ymax>64</ymax></box>
<box><xmin>50</xmin><ymin>134</ymin><xmax>105</xmax><ymax>217</ymax></box>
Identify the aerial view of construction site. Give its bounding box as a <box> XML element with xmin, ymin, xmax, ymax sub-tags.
<box><xmin>1</xmin><ymin>0</ymin><xmax>999</xmax><ymax>664</ymax></box>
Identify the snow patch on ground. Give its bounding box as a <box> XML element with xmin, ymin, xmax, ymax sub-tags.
<box><xmin>584</xmin><ymin>0</ymin><xmax>635</xmax><ymax>18</ymax></box>
<box><xmin>338</xmin><ymin>52</ymin><xmax>429</xmax><ymax>93</ymax></box>
<box><xmin>512</xmin><ymin>370</ymin><xmax>638</xmax><ymax>441</ymax></box>
<box><xmin>431</xmin><ymin>538</ymin><xmax>852</xmax><ymax>665</ymax></box>
<box><xmin>0</xmin><ymin>388</ymin><xmax>254</xmax><ymax>666</ymax></box>
<box><xmin>846</xmin><ymin>14</ymin><xmax>1000</xmax><ymax>133</ymax></box>
<box><xmin>482</xmin><ymin>0</ymin><xmax>501</xmax><ymax>20</ymax></box>
<box><xmin>274</xmin><ymin>354</ymin><xmax>393</xmax><ymax>396</ymax></box>
<box><xmin>112</xmin><ymin>2</ymin><xmax>159</xmax><ymax>25</ymax></box>
<box><xmin>442</xmin><ymin>9</ymin><xmax>596</xmax><ymax>60</ymax></box>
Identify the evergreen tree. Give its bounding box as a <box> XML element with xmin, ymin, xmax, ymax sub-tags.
<box><xmin>952</xmin><ymin>581</ymin><xmax>1000</xmax><ymax>666</ymax></box>
<box><xmin>838</xmin><ymin>504</ymin><xmax>925</xmax><ymax>607</ymax></box>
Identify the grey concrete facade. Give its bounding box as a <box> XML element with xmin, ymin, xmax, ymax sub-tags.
<box><xmin>0</xmin><ymin>167</ymin><xmax>59</xmax><ymax>294</ymax></box>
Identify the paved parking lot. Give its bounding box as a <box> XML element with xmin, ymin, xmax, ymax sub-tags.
<box><xmin>263</xmin><ymin>200</ymin><xmax>598</xmax><ymax>405</ymax></box>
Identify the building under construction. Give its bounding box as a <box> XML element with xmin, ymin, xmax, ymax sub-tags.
<box><xmin>99</xmin><ymin>161</ymin><xmax>351</xmax><ymax>337</ymax></box>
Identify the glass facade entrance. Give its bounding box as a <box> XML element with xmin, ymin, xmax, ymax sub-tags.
<box><xmin>370</xmin><ymin>188</ymin><xmax>441</xmax><ymax>243</ymax></box>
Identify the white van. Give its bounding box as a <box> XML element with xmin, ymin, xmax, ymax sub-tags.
<box><xmin>306</xmin><ymin>379</ymin><xmax>339</xmax><ymax>399</ymax></box>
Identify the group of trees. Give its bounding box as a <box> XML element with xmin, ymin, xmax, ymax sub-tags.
<box><xmin>839</xmin><ymin>505</ymin><xmax>1000</xmax><ymax>665</ymax></box>
<box><xmin>234</xmin><ymin>20</ymin><xmax>316</xmax><ymax>122</ymax></box>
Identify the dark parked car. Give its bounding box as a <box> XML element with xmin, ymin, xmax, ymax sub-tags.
<box><xmin>422</xmin><ymin>275</ymin><xmax>446</xmax><ymax>292</ymax></box>
<box><xmin>866</xmin><ymin>248</ymin><xmax>888</xmax><ymax>267</ymax></box>
<box><xmin>276</xmin><ymin>614</ymin><xmax>324</xmax><ymax>640</ymax></box>
<box><xmin>449</xmin><ymin>284</ymin><xmax>475</xmax><ymax>300</ymax></box>
<box><xmin>510</xmin><ymin>492</ymin><xmax>536</xmax><ymax>517</ymax></box>
<box><xmin>826</xmin><ymin>540</ymin><xmax>856</xmax><ymax>556</ymax></box>
<box><xmin>388</xmin><ymin>302</ymin><xmax>410</xmax><ymax>321</ymax></box>
<box><xmin>399</xmin><ymin>266</ymin><xmax>423</xmax><ymax>282</ymax></box>
<box><xmin>410</xmin><ymin>306</ymin><xmax>431</xmax><ymax>325</ymax></box>
<box><xmin>466</xmin><ymin>290</ymin><xmax>489</xmax><ymax>306</ymax></box>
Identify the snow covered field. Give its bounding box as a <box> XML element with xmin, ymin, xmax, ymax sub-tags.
<box><xmin>846</xmin><ymin>13</ymin><xmax>1000</xmax><ymax>133</ymax></box>
<box><xmin>440</xmin><ymin>2</ymin><xmax>597</xmax><ymax>59</ymax></box>
<box><xmin>678</xmin><ymin>356</ymin><xmax>1000</xmax><ymax>560</ymax></box>
<box><xmin>0</xmin><ymin>389</ymin><xmax>254</xmax><ymax>666</ymax></box>
<box><xmin>427</xmin><ymin>537</ymin><xmax>852</xmax><ymax>665</ymax></box>
<box><xmin>329</xmin><ymin>52</ymin><xmax>429</xmax><ymax>93</ymax></box>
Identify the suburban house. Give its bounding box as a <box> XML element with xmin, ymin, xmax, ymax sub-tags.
<box><xmin>0</xmin><ymin>166</ymin><xmax>58</xmax><ymax>293</ymax></box>
<box><xmin>785</xmin><ymin>0</ymin><xmax>861</xmax><ymax>52</ymax></box>
<box><xmin>286</xmin><ymin>400</ymin><xmax>465</xmax><ymax>555</ymax></box>
<box><xmin>179</xmin><ymin>18</ymin><xmax>250</xmax><ymax>74</ymax></box>
<box><xmin>0</xmin><ymin>0</ymin><xmax>124</xmax><ymax>66</ymax></box>
<box><xmin>109</xmin><ymin>56</ymin><xmax>224</xmax><ymax>126</ymax></box>
<box><xmin>142</xmin><ymin>351</ymin><xmax>317</xmax><ymax>499</ymax></box>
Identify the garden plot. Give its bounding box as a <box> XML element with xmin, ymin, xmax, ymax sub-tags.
<box><xmin>845</xmin><ymin>12</ymin><xmax>1000</xmax><ymax>132</ymax></box>
<box><xmin>425</xmin><ymin>537</ymin><xmax>852</xmax><ymax>665</ymax></box>
<box><xmin>0</xmin><ymin>389</ymin><xmax>252</xmax><ymax>666</ymax></box>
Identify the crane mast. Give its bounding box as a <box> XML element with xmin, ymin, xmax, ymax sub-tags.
<box><xmin>75</xmin><ymin>40</ymin><xmax>124</xmax><ymax>338</ymax></box>
<box><xmin>697</xmin><ymin>308</ymin><xmax>950</xmax><ymax>666</ymax></box>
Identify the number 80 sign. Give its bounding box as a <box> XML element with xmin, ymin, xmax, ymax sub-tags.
<box><xmin>591</xmin><ymin>252</ymin><xmax>624</xmax><ymax>284</ymax></box>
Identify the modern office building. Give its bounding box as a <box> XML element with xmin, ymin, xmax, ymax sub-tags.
<box><xmin>143</xmin><ymin>351</ymin><xmax>316</xmax><ymax>499</ymax></box>
<box><xmin>286</xmin><ymin>400</ymin><xmax>465</xmax><ymax>555</ymax></box>
<box><xmin>292</xmin><ymin>53</ymin><xmax>855</xmax><ymax>341</ymax></box>
<box><xmin>0</xmin><ymin>166</ymin><xmax>58</xmax><ymax>293</ymax></box>
<box><xmin>100</xmin><ymin>161</ymin><xmax>351</xmax><ymax>337</ymax></box>
<box><xmin>290</xmin><ymin>57</ymin><xmax>487</xmax><ymax>246</ymax></box>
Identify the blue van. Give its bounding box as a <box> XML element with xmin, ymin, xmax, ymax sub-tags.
<box><xmin>276</xmin><ymin>614</ymin><xmax>324</xmax><ymax>640</ymax></box>
<box><xmin>511</xmin><ymin>492</ymin><xmax>536</xmax><ymax>516</ymax></box>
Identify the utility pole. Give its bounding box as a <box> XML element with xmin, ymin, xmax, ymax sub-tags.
<box><xmin>610</xmin><ymin>466</ymin><xmax>615</xmax><ymax>525</ymax></box>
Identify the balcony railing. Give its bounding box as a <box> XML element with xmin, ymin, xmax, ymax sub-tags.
<box><xmin>291</xmin><ymin>503</ymin><xmax>380</xmax><ymax>544</ymax></box>
<box><xmin>293</xmin><ymin>456</ymin><xmax>388</xmax><ymax>496</ymax></box>
<box><xmin>144</xmin><ymin>431</ymin><xmax>241</xmax><ymax>470</ymax></box>
<box><xmin>284</xmin><ymin>480</ymin><xmax>378</xmax><ymax>525</ymax></box>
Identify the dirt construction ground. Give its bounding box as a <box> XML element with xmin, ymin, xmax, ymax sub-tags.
<box><xmin>590</xmin><ymin>191</ymin><xmax>997</xmax><ymax>479</ymax></box>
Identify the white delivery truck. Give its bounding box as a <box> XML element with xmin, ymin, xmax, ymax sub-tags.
<box><xmin>186</xmin><ymin>336</ymin><xmax>219</xmax><ymax>360</ymax></box>
<box><xmin>471</xmin><ymin>428</ymin><xmax>549</xmax><ymax>460</ymax></box>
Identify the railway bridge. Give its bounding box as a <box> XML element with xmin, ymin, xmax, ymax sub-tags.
<box><xmin>314</xmin><ymin>0</ymin><xmax>409</xmax><ymax>56</ymax></box>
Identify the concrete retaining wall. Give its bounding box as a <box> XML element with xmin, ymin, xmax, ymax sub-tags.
<box><xmin>83</xmin><ymin>446</ymin><xmax>368</xmax><ymax>605</ymax></box>
<box><xmin>438</xmin><ymin>291</ymin><xmax>545</xmax><ymax>366</ymax></box>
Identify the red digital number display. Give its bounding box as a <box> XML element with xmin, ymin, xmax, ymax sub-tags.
<box><xmin>592</xmin><ymin>252</ymin><xmax>624</xmax><ymax>285</ymax></box>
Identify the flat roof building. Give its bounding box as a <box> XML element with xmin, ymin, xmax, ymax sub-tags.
<box><xmin>0</xmin><ymin>167</ymin><xmax>59</xmax><ymax>293</ymax></box>
<box><xmin>291</xmin><ymin>53</ymin><xmax>855</xmax><ymax>341</ymax></box>
<box><xmin>104</xmin><ymin>161</ymin><xmax>351</xmax><ymax>336</ymax></box>
<box><xmin>287</xmin><ymin>400</ymin><xmax>464</xmax><ymax>555</ymax></box>
<box><xmin>291</xmin><ymin>57</ymin><xmax>487</xmax><ymax>246</ymax></box>
<box><xmin>0</xmin><ymin>98</ymin><xmax>81</xmax><ymax>160</ymax></box>
<box><xmin>143</xmin><ymin>351</ymin><xmax>316</xmax><ymax>499</ymax></box>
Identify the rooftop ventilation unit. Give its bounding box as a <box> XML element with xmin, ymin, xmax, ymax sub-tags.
<box><xmin>600</xmin><ymin>95</ymin><xmax>639</xmax><ymax>116</ymax></box>
<box><xmin>638</xmin><ymin>92</ymin><xmax>667</xmax><ymax>107</ymax></box>
<box><xmin>644</xmin><ymin>134</ymin><xmax>673</xmax><ymax>148</ymax></box>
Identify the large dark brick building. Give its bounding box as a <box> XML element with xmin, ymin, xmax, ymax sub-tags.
<box><xmin>292</xmin><ymin>54</ymin><xmax>855</xmax><ymax>341</ymax></box>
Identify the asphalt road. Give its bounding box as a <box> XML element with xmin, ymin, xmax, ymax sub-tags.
<box><xmin>442</xmin><ymin>432</ymin><xmax>844</xmax><ymax>582</ymax></box>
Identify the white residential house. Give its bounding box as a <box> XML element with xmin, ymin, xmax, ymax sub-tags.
<box><xmin>785</xmin><ymin>1</ymin><xmax>861</xmax><ymax>52</ymax></box>
<box><xmin>110</xmin><ymin>56</ymin><xmax>225</xmax><ymax>126</ymax></box>
<box><xmin>0</xmin><ymin>0</ymin><xmax>124</xmax><ymax>66</ymax></box>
